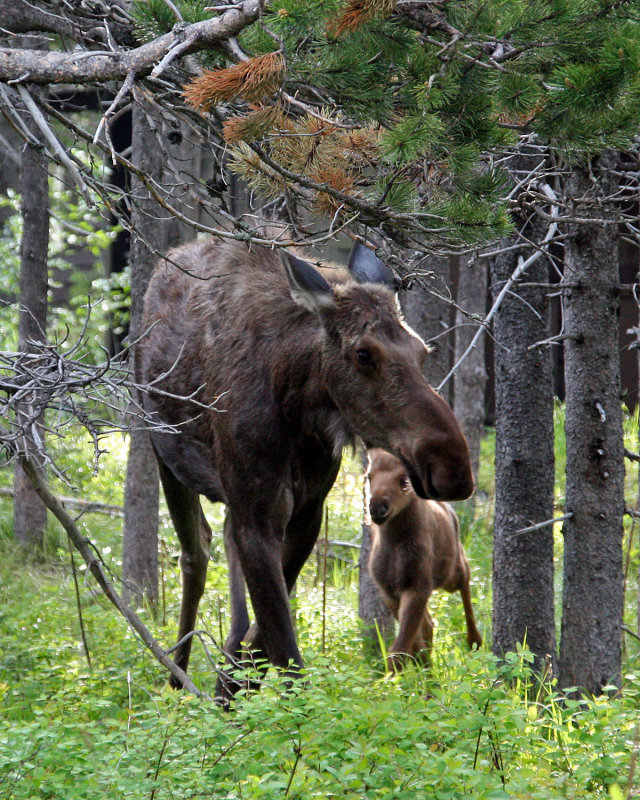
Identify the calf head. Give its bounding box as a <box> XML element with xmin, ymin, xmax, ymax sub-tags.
<box><xmin>368</xmin><ymin>449</ymin><xmax>415</xmax><ymax>524</ymax></box>
<box><xmin>283</xmin><ymin>247</ymin><xmax>473</xmax><ymax>502</ymax></box>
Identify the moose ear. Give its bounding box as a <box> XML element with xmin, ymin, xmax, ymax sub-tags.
<box><xmin>348</xmin><ymin>242</ymin><xmax>397</xmax><ymax>288</ymax></box>
<box><xmin>281</xmin><ymin>251</ymin><xmax>335</xmax><ymax>314</ymax></box>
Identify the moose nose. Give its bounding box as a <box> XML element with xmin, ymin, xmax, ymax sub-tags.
<box><xmin>370</xmin><ymin>500</ymin><xmax>389</xmax><ymax>524</ymax></box>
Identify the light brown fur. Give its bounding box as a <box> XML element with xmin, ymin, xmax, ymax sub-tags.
<box><xmin>367</xmin><ymin>449</ymin><xmax>482</xmax><ymax>671</ymax></box>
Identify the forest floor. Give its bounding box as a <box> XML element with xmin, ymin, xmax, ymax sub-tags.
<box><xmin>0</xmin><ymin>412</ymin><xmax>639</xmax><ymax>799</ymax></box>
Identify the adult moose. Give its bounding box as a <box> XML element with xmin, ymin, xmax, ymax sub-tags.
<box><xmin>138</xmin><ymin>236</ymin><xmax>473</xmax><ymax>700</ymax></box>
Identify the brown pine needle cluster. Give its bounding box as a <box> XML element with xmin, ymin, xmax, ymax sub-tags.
<box><xmin>228</xmin><ymin>110</ymin><xmax>382</xmax><ymax>217</ymax></box>
<box><xmin>309</xmin><ymin>168</ymin><xmax>358</xmax><ymax>216</ymax></box>
<box><xmin>183</xmin><ymin>52</ymin><xmax>285</xmax><ymax>111</ymax></box>
<box><xmin>338</xmin><ymin>125</ymin><xmax>382</xmax><ymax>166</ymax></box>
<box><xmin>223</xmin><ymin>105</ymin><xmax>290</xmax><ymax>144</ymax></box>
<box><xmin>229</xmin><ymin>143</ymin><xmax>286</xmax><ymax>200</ymax></box>
<box><xmin>331</xmin><ymin>0</ymin><xmax>396</xmax><ymax>36</ymax></box>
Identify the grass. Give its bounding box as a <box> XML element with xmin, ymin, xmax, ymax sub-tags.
<box><xmin>0</xmin><ymin>415</ymin><xmax>639</xmax><ymax>799</ymax></box>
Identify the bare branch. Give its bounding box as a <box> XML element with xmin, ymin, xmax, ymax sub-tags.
<box><xmin>17</xmin><ymin>453</ymin><xmax>211</xmax><ymax>699</ymax></box>
<box><xmin>437</xmin><ymin>181</ymin><xmax>560</xmax><ymax>391</ymax></box>
<box><xmin>0</xmin><ymin>1</ymin><xmax>267</xmax><ymax>84</ymax></box>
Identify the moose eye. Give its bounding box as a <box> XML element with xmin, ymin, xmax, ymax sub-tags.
<box><xmin>356</xmin><ymin>348</ymin><xmax>374</xmax><ymax>367</ymax></box>
<box><xmin>399</xmin><ymin>476</ymin><xmax>410</xmax><ymax>490</ymax></box>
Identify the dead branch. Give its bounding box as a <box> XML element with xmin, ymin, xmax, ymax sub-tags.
<box><xmin>0</xmin><ymin>1</ymin><xmax>266</xmax><ymax>84</ymax></box>
<box><xmin>0</xmin><ymin>303</ymin><xmax>222</xmax><ymax>482</ymax></box>
<box><xmin>18</xmin><ymin>452</ymin><xmax>211</xmax><ymax>699</ymax></box>
<box><xmin>0</xmin><ymin>486</ymin><xmax>124</xmax><ymax>516</ymax></box>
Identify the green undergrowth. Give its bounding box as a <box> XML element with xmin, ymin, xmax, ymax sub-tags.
<box><xmin>0</xmin><ymin>418</ymin><xmax>639</xmax><ymax>798</ymax></box>
<box><xmin>1</xmin><ymin>534</ymin><xmax>639</xmax><ymax>799</ymax></box>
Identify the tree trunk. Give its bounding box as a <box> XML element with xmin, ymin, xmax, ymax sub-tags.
<box><xmin>164</xmin><ymin>118</ymin><xmax>199</xmax><ymax>250</ymax></box>
<box><xmin>558</xmin><ymin>154</ymin><xmax>624</xmax><ymax>695</ymax></box>
<box><xmin>121</xmin><ymin>97</ymin><xmax>165</xmax><ymax>608</ymax></box>
<box><xmin>453</xmin><ymin>254</ymin><xmax>488</xmax><ymax>483</ymax></box>
<box><xmin>491</xmin><ymin>217</ymin><xmax>556</xmax><ymax>673</ymax></box>
<box><xmin>13</xmin><ymin>81</ymin><xmax>49</xmax><ymax>549</ymax></box>
<box><xmin>400</xmin><ymin>254</ymin><xmax>453</xmax><ymax>403</ymax></box>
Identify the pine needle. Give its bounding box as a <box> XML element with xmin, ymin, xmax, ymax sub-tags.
<box><xmin>331</xmin><ymin>0</ymin><xmax>396</xmax><ymax>36</ymax></box>
<box><xmin>183</xmin><ymin>52</ymin><xmax>285</xmax><ymax>111</ymax></box>
<box><xmin>223</xmin><ymin>104</ymin><xmax>289</xmax><ymax>143</ymax></box>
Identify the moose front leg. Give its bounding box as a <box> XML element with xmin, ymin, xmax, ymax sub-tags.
<box><xmin>218</xmin><ymin>496</ymin><xmax>328</xmax><ymax>697</ymax></box>
<box><xmin>217</xmin><ymin>478</ymin><xmax>301</xmax><ymax>695</ymax></box>
<box><xmin>235</xmin><ymin>527</ymin><xmax>302</xmax><ymax>671</ymax></box>
<box><xmin>388</xmin><ymin>588</ymin><xmax>431</xmax><ymax>672</ymax></box>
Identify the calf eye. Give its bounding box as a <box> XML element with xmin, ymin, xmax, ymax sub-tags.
<box><xmin>356</xmin><ymin>348</ymin><xmax>374</xmax><ymax>367</ymax></box>
<box><xmin>399</xmin><ymin>476</ymin><xmax>409</xmax><ymax>490</ymax></box>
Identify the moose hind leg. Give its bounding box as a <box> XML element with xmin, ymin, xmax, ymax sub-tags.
<box><xmin>222</xmin><ymin>511</ymin><xmax>251</xmax><ymax>655</ymax></box>
<box><xmin>215</xmin><ymin>512</ymin><xmax>253</xmax><ymax>702</ymax></box>
<box><xmin>158</xmin><ymin>461</ymin><xmax>211</xmax><ymax>687</ymax></box>
<box><xmin>459</xmin><ymin>579</ymin><xmax>482</xmax><ymax>649</ymax></box>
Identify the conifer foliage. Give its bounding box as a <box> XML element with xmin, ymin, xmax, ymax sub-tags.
<box><xmin>175</xmin><ymin>0</ymin><xmax>640</xmax><ymax>263</ymax></box>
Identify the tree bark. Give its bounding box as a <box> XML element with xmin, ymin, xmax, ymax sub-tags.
<box><xmin>453</xmin><ymin>254</ymin><xmax>488</xmax><ymax>483</ymax></box>
<box><xmin>558</xmin><ymin>154</ymin><xmax>624</xmax><ymax>695</ymax></box>
<box><xmin>0</xmin><ymin>0</ymin><xmax>265</xmax><ymax>83</ymax></box>
<box><xmin>400</xmin><ymin>254</ymin><xmax>453</xmax><ymax>404</ymax></box>
<box><xmin>121</xmin><ymin>96</ymin><xmax>165</xmax><ymax>608</ymax></box>
<box><xmin>491</xmin><ymin>210</ymin><xmax>556</xmax><ymax>673</ymax></box>
<box><xmin>13</xmin><ymin>79</ymin><xmax>49</xmax><ymax>549</ymax></box>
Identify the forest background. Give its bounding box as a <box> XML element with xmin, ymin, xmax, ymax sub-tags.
<box><xmin>1</xmin><ymin>1</ymin><xmax>640</xmax><ymax>798</ymax></box>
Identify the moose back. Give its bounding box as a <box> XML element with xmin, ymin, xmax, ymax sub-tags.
<box><xmin>138</xmin><ymin>237</ymin><xmax>473</xmax><ymax>698</ymax></box>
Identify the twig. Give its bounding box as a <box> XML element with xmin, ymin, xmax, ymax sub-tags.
<box><xmin>68</xmin><ymin>536</ymin><xmax>92</xmax><ymax>670</ymax></box>
<box><xmin>93</xmin><ymin>69</ymin><xmax>135</xmax><ymax>158</ymax></box>
<box><xmin>0</xmin><ymin>487</ymin><xmax>124</xmax><ymax>516</ymax></box>
<box><xmin>16</xmin><ymin>85</ymin><xmax>95</xmax><ymax>207</ymax></box>
<box><xmin>18</xmin><ymin>454</ymin><xmax>211</xmax><ymax>699</ymax></box>
<box><xmin>284</xmin><ymin>740</ymin><xmax>303</xmax><ymax>798</ymax></box>
<box><xmin>622</xmin><ymin>625</ymin><xmax>640</xmax><ymax>643</ymax></box>
<box><xmin>512</xmin><ymin>513</ymin><xmax>573</xmax><ymax>536</ymax></box>
<box><xmin>437</xmin><ymin>182</ymin><xmax>559</xmax><ymax>391</ymax></box>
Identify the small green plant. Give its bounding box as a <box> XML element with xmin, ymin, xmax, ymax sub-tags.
<box><xmin>0</xmin><ymin>421</ymin><xmax>639</xmax><ymax>799</ymax></box>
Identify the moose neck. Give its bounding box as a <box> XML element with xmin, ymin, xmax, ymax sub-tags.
<box><xmin>271</xmin><ymin>310</ymin><xmax>355</xmax><ymax>455</ymax></box>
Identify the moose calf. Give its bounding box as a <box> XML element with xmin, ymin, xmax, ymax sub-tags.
<box><xmin>367</xmin><ymin>449</ymin><xmax>482</xmax><ymax>671</ymax></box>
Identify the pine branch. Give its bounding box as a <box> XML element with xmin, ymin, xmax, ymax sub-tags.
<box><xmin>0</xmin><ymin>0</ymin><xmax>266</xmax><ymax>84</ymax></box>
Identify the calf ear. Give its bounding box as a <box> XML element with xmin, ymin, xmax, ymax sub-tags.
<box><xmin>348</xmin><ymin>243</ymin><xmax>397</xmax><ymax>288</ymax></box>
<box><xmin>281</xmin><ymin>251</ymin><xmax>335</xmax><ymax>314</ymax></box>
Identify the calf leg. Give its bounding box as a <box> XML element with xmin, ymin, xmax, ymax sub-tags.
<box><xmin>459</xmin><ymin>580</ymin><xmax>482</xmax><ymax>649</ymax></box>
<box><xmin>414</xmin><ymin>606</ymin><xmax>435</xmax><ymax>664</ymax></box>
<box><xmin>450</xmin><ymin>555</ymin><xmax>482</xmax><ymax>649</ymax></box>
<box><xmin>158</xmin><ymin>461</ymin><xmax>211</xmax><ymax>687</ymax></box>
<box><xmin>388</xmin><ymin>588</ymin><xmax>430</xmax><ymax>672</ymax></box>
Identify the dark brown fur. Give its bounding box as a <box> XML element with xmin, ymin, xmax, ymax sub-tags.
<box><xmin>138</xmin><ymin>238</ymin><xmax>473</xmax><ymax>699</ymax></box>
<box><xmin>367</xmin><ymin>449</ymin><xmax>482</xmax><ymax>671</ymax></box>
